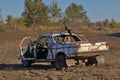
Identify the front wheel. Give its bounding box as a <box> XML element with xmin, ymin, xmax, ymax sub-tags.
<box><xmin>51</xmin><ymin>61</ymin><xmax>55</xmax><ymax>65</ymax></box>
<box><xmin>55</xmin><ymin>55</ymin><xmax>66</xmax><ymax>70</ymax></box>
<box><xmin>22</xmin><ymin>60</ymin><xmax>31</xmax><ymax>67</ymax></box>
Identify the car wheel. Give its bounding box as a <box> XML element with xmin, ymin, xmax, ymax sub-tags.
<box><xmin>51</xmin><ymin>61</ymin><xmax>55</xmax><ymax>65</ymax></box>
<box><xmin>85</xmin><ymin>57</ymin><xmax>98</xmax><ymax>66</ymax></box>
<box><xmin>55</xmin><ymin>54</ymin><xmax>66</xmax><ymax>70</ymax></box>
<box><xmin>22</xmin><ymin>60</ymin><xmax>31</xmax><ymax>67</ymax></box>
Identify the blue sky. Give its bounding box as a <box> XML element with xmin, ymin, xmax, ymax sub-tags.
<box><xmin>0</xmin><ymin>0</ymin><xmax>120</xmax><ymax>22</ymax></box>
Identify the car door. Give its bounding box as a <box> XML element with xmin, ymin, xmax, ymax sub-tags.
<box><xmin>36</xmin><ymin>36</ymin><xmax>49</xmax><ymax>59</ymax></box>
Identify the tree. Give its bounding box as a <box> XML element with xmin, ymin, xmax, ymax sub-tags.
<box><xmin>0</xmin><ymin>8</ymin><xmax>4</xmax><ymax>27</ymax></box>
<box><xmin>103</xmin><ymin>19</ymin><xmax>110</xmax><ymax>27</ymax></box>
<box><xmin>22</xmin><ymin>0</ymin><xmax>50</xmax><ymax>27</ymax></box>
<box><xmin>0</xmin><ymin>19</ymin><xmax>4</xmax><ymax>27</ymax></box>
<box><xmin>49</xmin><ymin>0</ymin><xmax>61</xmax><ymax>23</ymax></box>
<box><xmin>96</xmin><ymin>21</ymin><xmax>104</xmax><ymax>27</ymax></box>
<box><xmin>65</xmin><ymin>3</ymin><xmax>90</xmax><ymax>26</ymax></box>
<box><xmin>6</xmin><ymin>15</ymin><xmax>13</xmax><ymax>27</ymax></box>
<box><xmin>0</xmin><ymin>8</ymin><xmax>2</xmax><ymax>19</ymax></box>
<box><xmin>110</xmin><ymin>18</ymin><xmax>117</xmax><ymax>28</ymax></box>
<box><xmin>14</xmin><ymin>17</ymin><xmax>25</xmax><ymax>27</ymax></box>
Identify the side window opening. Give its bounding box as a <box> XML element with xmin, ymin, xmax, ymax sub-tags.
<box><xmin>53</xmin><ymin>35</ymin><xmax>81</xmax><ymax>44</ymax></box>
<box><xmin>54</xmin><ymin>36</ymin><xmax>64</xmax><ymax>44</ymax></box>
<box><xmin>37</xmin><ymin>37</ymin><xmax>48</xmax><ymax>47</ymax></box>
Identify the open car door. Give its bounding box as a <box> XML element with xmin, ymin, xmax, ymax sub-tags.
<box><xmin>18</xmin><ymin>37</ymin><xmax>35</xmax><ymax>61</ymax></box>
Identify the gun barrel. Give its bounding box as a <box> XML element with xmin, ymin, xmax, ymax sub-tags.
<box><xmin>64</xmin><ymin>23</ymin><xmax>72</xmax><ymax>36</ymax></box>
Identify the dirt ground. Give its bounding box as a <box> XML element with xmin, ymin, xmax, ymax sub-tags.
<box><xmin>0</xmin><ymin>27</ymin><xmax>120</xmax><ymax>80</ymax></box>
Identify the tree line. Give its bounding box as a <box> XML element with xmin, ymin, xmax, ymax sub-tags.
<box><xmin>0</xmin><ymin>0</ymin><xmax>119</xmax><ymax>28</ymax></box>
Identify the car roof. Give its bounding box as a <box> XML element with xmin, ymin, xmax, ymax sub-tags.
<box><xmin>42</xmin><ymin>32</ymin><xmax>78</xmax><ymax>37</ymax></box>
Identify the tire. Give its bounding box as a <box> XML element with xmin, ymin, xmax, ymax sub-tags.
<box><xmin>75</xmin><ymin>60</ymin><xmax>80</xmax><ymax>65</ymax></box>
<box><xmin>55</xmin><ymin>54</ymin><xmax>66</xmax><ymax>70</ymax></box>
<box><xmin>51</xmin><ymin>61</ymin><xmax>55</xmax><ymax>65</ymax></box>
<box><xmin>85</xmin><ymin>62</ymin><xmax>90</xmax><ymax>66</ymax></box>
<box><xmin>22</xmin><ymin>60</ymin><xmax>31</xmax><ymax>67</ymax></box>
<box><xmin>85</xmin><ymin>57</ymin><xmax>98</xmax><ymax>66</ymax></box>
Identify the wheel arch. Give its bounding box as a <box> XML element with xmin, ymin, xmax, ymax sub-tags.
<box><xmin>56</xmin><ymin>52</ymin><xmax>66</xmax><ymax>58</ymax></box>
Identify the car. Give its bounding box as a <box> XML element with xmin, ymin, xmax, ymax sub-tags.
<box><xmin>18</xmin><ymin>26</ymin><xmax>109</xmax><ymax>70</ymax></box>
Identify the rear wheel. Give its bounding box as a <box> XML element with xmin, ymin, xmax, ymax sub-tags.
<box><xmin>75</xmin><ymin>60</ymin><xmax>80</xmax><ymax>65</ymax></box>
<box><xmin>55</xmin><ymin>54</ymin><xmax>66</xmax><ymax>70</ymax></box>
<box><xmin>85</xmin><ymin>57</ymin><xmax>98</xmax><ymax>66</ymax></box>
<box><xmin>22</xmin><ymin>60</ymin><xmax>31</xmax><ymax>67</ymax></box>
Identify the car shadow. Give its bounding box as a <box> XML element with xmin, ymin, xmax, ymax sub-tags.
<box><xmin>0</xmin><ymin>63</ymin><xmax>54</xmax><ymax>71</ymax></box>
<box><xmin>108</xmin><ymin>32</ymin><xmax>120</xmax><ymax>38</ymax></box>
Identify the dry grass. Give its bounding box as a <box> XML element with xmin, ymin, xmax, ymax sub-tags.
<box><xmin>0</xmin><ymin>26</ymin><xmax>120</xmax><ymax>80</ymax></box>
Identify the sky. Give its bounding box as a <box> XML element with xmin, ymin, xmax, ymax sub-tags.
<box><xmin>0</xmin><ymin>0</ymin><xmax>120</xmax><ymax>22</ymax></box>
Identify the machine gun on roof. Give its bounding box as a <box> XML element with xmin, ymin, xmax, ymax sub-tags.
<box><xmin>63</xmin><ymin>23</ymin><xmax>72</xmax><ymax>36</ymax></box>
